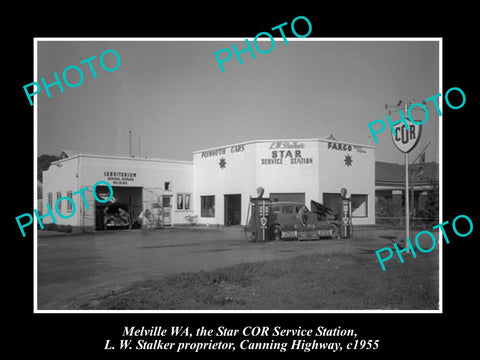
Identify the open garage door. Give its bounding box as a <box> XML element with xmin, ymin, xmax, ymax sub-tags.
<box><xmin>270</xmin><ymin>192</ymin><xmax>305</xmax><ymax>204</ymax></box>
<box><xmin>94</xmin><ymin>186</ymin><xmax>143</xmax><ymax>230</ymax></box>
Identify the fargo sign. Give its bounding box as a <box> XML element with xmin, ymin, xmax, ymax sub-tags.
<box><xmin>391</xmin><ymin>119</ymin><xmax>422</xmax><ymax>153</ymax></box>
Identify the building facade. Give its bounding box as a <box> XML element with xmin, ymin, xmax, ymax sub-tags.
<box><xmin>42</xmin><ymin>137</ymin><xmax>375</xmax><ymax>231</ymax></box>
<box><xmin>42</xmin><ymin>152</ymin><xmax>193</xmax><ymax>231</ymax></box>
<box><xmin>375</xmin><ymin>161</ymin><xmax>439</xmax><ymax>222</ymax></box>
<box><xmin>193</xmin><ymin>138</ymin><xmax>375</xmax><ymax>227</ymax></box>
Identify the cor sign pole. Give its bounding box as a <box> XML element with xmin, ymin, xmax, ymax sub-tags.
<box><xmin>405</xmin><ymin>152</ymin><xmax>409</xmax><ymax>240</ymax></box>
<box><xmin>387</xmin><ymin>100</ymin><xmax>424</xmax><ymax>244</ymax></box>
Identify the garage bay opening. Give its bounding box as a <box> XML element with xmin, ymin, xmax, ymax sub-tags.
<box><xmin>224</xmin><ymin>194</ymin><xmax>241</xmax><ymax>226</ymax></box>
<box><xmin>270</xmin><ymin>193</ymin><xmax>306</xmax><ymax>204</ymax></box>
<box><xmin>94</xmin><ymin>186</ymin><xmax>143</xmax><ymax>230</ymax></box>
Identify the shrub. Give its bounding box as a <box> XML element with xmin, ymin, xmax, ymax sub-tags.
<box><xmin>41</xmin><ymin>223</ymin><xmax>73</xmax><ymax>233</ymax></box>
<box><xmin>44</xmin><ymin>223</ymin><xmax>58</xmax><ymax>231</ymax></box>
<box><xmin>185</xmin><ymin>214</ymin><xmax>198</xmax><ymax>226</ymax></box>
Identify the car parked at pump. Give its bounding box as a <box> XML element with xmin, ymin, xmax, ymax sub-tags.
<box><xmin>272</xmin><ymin>200</ymin><xmax>340</xmax><ymax>241</ymax></box>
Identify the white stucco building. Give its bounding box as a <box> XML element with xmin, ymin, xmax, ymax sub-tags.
<box><xmin>41</xmin><ymin>137</ymin><xmax>375</xmax><ymax>231</ymax></box>
<box><xmin>42</xmin><ymin>151</ymin><xmax>193</xmax><ymax>231</ymax></box>
<box><xmin>193</xmin><ymin>138</ymin><xmax>375</xmax><ymax>227</ymax></box>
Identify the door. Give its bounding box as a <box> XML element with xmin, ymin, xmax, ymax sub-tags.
<box><xmin>224</xmin><ymin>194</ymin><xmax>241</xmax><ymax>226</ymax></box>
<box><xmin>323</xmin><ymin>193</ymin><xmax>341</xmax><ymax>220</ymax></box>
<box><xmin>162</xmin><ymin>195</ymin><xmax>172</xmax><ymax>226</ymax></box>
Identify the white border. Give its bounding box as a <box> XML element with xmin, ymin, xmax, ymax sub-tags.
<box><xmin>438</xmin><ymin>39</ymin><xmax>443</xmax><ymax>314</ymax></box>
<box><xmin>34</xmin><ymin>37</ymin><xmax>442</xmax><ymax>314</ymax></box>
<box><xmin>33</xmin><ymin>38</ymin><xmax>38</xmax><ymax>313</ymax></box>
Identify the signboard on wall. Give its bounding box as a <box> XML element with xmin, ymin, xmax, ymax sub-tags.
<box><xmin>200</xmin><ymin>144</ymin><xmax>246</xmax><ymax>158</ymax></box>
<box><xmin>104</xmin><ymin>171</ymin><xmax>137</xmax><ymax>186</ymax></box>
<box><xmin>327</xmin><ymin>141</ymin><xmax>367</xmax><ymax>154</ymax></box>
<box><xmin>260</xmin><ymin>141</ymin><xmax>313</xmax><ymax>165</ymax></box>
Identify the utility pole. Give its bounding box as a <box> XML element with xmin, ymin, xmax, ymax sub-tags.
<box><xmin>410</xmin><ymin>141</ymin><xmax>431</xmax><ymax>215</ymax></box>
<box><xmin>129</xmin><ymin>130</ymin><xmax>132</xmax><ymax>157</ymax></box>
<box><xmin>386</xmin><ymin>99</ymin><xmax>426</xmax><ymax>241</ymax></box>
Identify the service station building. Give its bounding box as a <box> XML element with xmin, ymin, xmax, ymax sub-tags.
<box><xmin>42</xmin><ymin>137</ymin><xmax>375</xmax><ymax>231</ymax></box>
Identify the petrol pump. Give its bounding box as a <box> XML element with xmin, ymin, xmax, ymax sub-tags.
<box><xmin>245</xmin><ymin>187</ymin><xmax>274</xmax><ymax>242</ymax></box>
<box><xmin>339</xmin><ymin>187</ymin><xmax>353</xmax><ymax>238</ymax></box>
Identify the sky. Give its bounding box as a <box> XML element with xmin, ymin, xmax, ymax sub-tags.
<box><xmin>36</xmin><ymin>39</ymin><xmax>439</xmax><ymax>164</ymax></box>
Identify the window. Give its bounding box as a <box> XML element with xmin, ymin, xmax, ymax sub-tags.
<box><xmin>56</xmin><ymin>192</ymin><xmax>62</xmax><ymax>211</ymax></box>
<box><xmin>164</xmin><ymin>182</ymin><xmax>171</xmax><ymax>191</ymax></box>
<box><xmin>67</xmin><ymin>191</ymin><xmax>73</xmax><ymax>212</ymax></box>
<box><xmin>351</xmin><ymin>194</ymin><xmax>368</xmax><ymax>218</ymax></box>
<box><xmin>282</xmin><ymin>206</ymin><xmax>294</xmax><ymax>214</ymax></box>
<box><xmin>323</xmin><ymin>192</ymin><xmax>368</xmax><ymax>219</ymax></box>
<box><xmin>176</xmin><ymin>193</ymin><xmax>192</xmax><ymax>210</ymax></box>
<box><xmin>47</xmin><ymin>193</ymin><xmax>53</xmax><ymax>208</ymax></box>
<box><xmin>163</xmin><ymin>196</ymin><xmax>171</xmax><ymax>208</ymax></box>
<box><xmin>177</xmin><ymin>194</ymin><xmax>183</xmax><ymax>210</ymax></box>
<box><xmin>201</xmin><ymin>196</ymin><xmax>215</xmax><ymax>217</ymax></box>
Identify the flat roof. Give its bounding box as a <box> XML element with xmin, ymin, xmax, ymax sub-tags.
<box><xmin>51</xmin><ymin>137</ymin><xmax>374</xmax><ymax>166</ymax></box>
<box><xmin>52</xmin><ymin>152</ymin><xmax>193</xmax><ymax>166</ymax></box>
<box><xmin>192</xmin><ymin>138</ymin><xmax>375</xmax><ymax>154</ymax></box>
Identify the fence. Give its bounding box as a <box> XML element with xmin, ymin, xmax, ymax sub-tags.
<box><xmin>376</xmin><ymin>216</ymin><xmax>439</xmax><ymax>229</ymax></box>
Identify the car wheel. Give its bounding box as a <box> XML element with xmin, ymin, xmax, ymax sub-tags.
<box><xmin>273</xmin><ymin>226</ymin><xmax>281</xmax><ymax>241</ymax></box>
<box><xmin>245</xmin><ymin>230</ymin><xmax>257</xmax><ymax>243</ymax></box>
<box><xmin>329</xmin><ymin>223</ymin><xmax>339</xmax><ymax>239</ymax></box>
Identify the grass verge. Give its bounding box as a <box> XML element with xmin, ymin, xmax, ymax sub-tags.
<box><xmin>77</xmin><ymin>250</ymin><xmax>439</xmax><ymax>310</ymax></box>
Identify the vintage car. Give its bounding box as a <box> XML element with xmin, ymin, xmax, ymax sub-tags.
<box><xmin>272</xmin><ymin>201</ymin><xmax>340</xmax><ymax>240</ymax></box>
<box><xmin>105</xmin><ymin>212</ymin><xmax>130</xmax><ymax>230</ymax></box>
<box><xmin>105</xmin><ymin>214</ymin><xmax>130</xmax><ymax>229</ymax></box>
<box><xmin>103</xmin><ymin>204</ymin><xmax>131</xmax><ymax>230</ymax></box>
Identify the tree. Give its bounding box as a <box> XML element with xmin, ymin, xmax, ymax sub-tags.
<box><xmin>421</xmin><ymin>181</ymin><xmax>439</xmax><ymax>221</ymax></box>
<box><xmin>37</xmin><ymin>154</ymin><xmax>60</xmax><ymax>183</ymax></box>
<box><xmin>375</xmin><ymin>196</ymin><xmax>396</xmax><ymax>218</ymax></box>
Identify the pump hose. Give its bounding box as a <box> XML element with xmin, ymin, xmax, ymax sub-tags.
<box><xmin>244</xmin><ymin>200</ymin><xmax>257</xmax><ymax>243</ymax></box>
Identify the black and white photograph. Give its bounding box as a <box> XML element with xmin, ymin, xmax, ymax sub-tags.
<box><xmin>9</xmin><ymin>8</ymin><xmax>478</xmax><ymax>357</ymax></box>
<box><xmin>34</xmin><ymin>38</ymin><xmax>441</xmax><ymax>312</ymax></box>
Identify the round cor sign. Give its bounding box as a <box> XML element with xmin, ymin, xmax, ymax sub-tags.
<box><xmin>391</xmin><ymin>119</ymin><xmax>422</xmax><ymax>153</ymax></box>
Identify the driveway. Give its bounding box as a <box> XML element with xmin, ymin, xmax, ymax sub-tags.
<box><xmin>37</xmin><ymin>226</ymin><xmax>409</xmax><ymax>310</ymax></box>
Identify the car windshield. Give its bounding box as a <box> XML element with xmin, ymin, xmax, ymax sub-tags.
<box><xmin>272</xmin><ymin>203</ymin><xmax>312</xmax><ymax>214</ymax></box>
<box><xmin>296</xmin><ymin>205</ymin><xmax>310</xmax><ymax>213</ymax></box>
